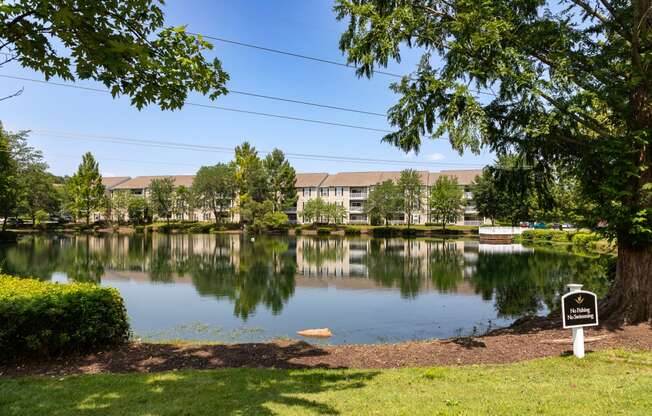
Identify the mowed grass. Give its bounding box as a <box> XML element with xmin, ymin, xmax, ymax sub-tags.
<box><xmin>1</xmin><ymin>349</ymin><xmax>651</xmax><ymax>415</ymax></box>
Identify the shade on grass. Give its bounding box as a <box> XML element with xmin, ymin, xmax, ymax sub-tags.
<box><xmin>1</xmin><ymin>349</ymin><xmax>651</xmax><ymax>415</ymax></box>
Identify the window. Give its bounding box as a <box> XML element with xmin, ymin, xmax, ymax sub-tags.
<box><xmin>336</xmin><ymin>186</ymin><xmax>342</xmax><ymax>196</ymax></box>
<box><xmin>320</xmin><ymin>187</ymin><xmax>329</xmax><ymax>197</ymax></box>
<box><xmin>302</xmin><ymin>188</ymin><xmax>307</xmax><ymax>197</ymax></box>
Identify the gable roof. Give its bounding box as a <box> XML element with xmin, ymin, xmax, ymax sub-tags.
<box><xmin>112</xmin><ymin>175</ymin><xmax>195</xmax><ymax>190</ymax></box>
<box><xmin>295</xmin><ymin>173</ymin><xmax>328</xmax><ymax>188</ymax></box>
<box><xmin>321</xmin><ymin>171</ymin><xmax>430</xmax><ymax>187</ymax></box>
<box><xmin>428</xmin><ymin>169</ymin><xmax>482</xmax><ymax>186</ymax></box>
<box><xmin>101</xmin><ymin>177</ymin><xmax>131</xmax><ymax>190</ymax></box>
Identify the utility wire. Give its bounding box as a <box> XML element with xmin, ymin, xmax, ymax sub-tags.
<box><xmin>194</xmin><ymin>32</ymin><xmax>497</xmax><ymax>97</ymax></box>
<box><xmin>29</xmin><ymin>129</ymin><xmax>483</xmax><ymax>168</ymax></box>
<box><xmin>0</xmin><ymin>74</ymin><xmax>385</xmax><ymax>118</ymax></box>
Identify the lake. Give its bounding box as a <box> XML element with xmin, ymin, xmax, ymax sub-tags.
<box><xmin>0</xmin><ymin>233</ymin><xmax>610</xmax><ymax>344</ymax></box>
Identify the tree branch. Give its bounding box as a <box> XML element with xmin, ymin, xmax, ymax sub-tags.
<box><xmin>0</xmin><ymin>87</ymin><xmax>24</xmax><ymax>101</ymax></box>
<box><xmin>569</xmin><ymin>0</ymin><xmax>631</xmax><ymax>40</ymax></box>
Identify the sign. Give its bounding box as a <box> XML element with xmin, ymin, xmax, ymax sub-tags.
<box><xmin>561</xmin><ymin>290</ymin><xmax>598</xmax><ymax>329</ymax></box>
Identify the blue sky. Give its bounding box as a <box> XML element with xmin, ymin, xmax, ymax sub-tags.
<box><xmin>0</xmin><ymin>0</ymin><xmax>494</xmax><ymax>177</ymax></box>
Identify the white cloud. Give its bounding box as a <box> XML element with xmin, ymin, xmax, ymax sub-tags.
<box><xmin>425</xmin><ymin>152</ymin><xmax>445</xmax><ymax>161</ymax></box>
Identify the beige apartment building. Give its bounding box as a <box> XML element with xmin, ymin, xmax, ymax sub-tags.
<box><xmin>100</xmin><ymin>169</ymin><xmax>483</xmax><ymax>225</ymax></box>
<box><xmin>290</xmin><ymin>169</ymin><xmax>483</xmax><ymax>226</ymax></box>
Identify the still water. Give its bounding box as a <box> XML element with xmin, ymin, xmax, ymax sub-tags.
<box><xmin>0</xmin><ymin>234</ymin><xmax>610</xmax><ymax>344</ymax></box>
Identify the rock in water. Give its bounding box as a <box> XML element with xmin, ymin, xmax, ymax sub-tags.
<box><xmin>297</xmin><ymin>328</ymin><xmax>332</xmax><ymax>338</ymax></box>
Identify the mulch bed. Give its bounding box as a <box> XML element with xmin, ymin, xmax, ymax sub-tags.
<box><xmin>2</xmin><ymin>323</ymin><xmax>650</xmax><ymax>377</ymax></box>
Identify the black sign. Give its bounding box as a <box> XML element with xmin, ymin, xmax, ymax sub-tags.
<box><xmin>562</xmin><ymin>290</ymin><xmax>599</xmax><ymax>329</ymax></box>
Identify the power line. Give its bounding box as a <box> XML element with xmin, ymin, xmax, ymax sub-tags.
<box><xmin>195</xmin><ymin>32</ymin><xmax>497</xmax><ymax>97</ymax></box>
<box><xmin>0</xmin><ymin>74</ymin><xmax>385</xmax><ymax>118</ymax></box>
<box><xmin>29</xmin><ymin>129</ymin><xmax>483</xmax><ymax>168</ymax></box>
<box><xmin>192</xmin><ymin>33</ymin><xmax>405</xmax><ymax>79</ymax></box>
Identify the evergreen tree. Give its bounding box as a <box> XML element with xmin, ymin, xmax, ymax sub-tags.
<box><xmin>66</xmin><ymin>152</ymin><xmax>105</xmax><ymax>225</ymax></box>
<box><xmin>264</xmin><ymin>149</ymin><xmax>297</xmax><ymax>212</ymax></box>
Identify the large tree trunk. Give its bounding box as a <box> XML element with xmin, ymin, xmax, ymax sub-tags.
<box><xmin>600</xmin><ymin>243</ymin><xmax>652</xmax><ymax>323</ymax></box>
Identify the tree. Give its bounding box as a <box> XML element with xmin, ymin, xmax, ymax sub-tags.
<box><xmin>429</xmin><ymin>176</ymin><xmax>463</xmax><ymax>232</ymax></box>
<box><xmin>398</xmin><ymin>169</ymin><xmax>423</xmax><ymax>229</ymax></box>
<box><xmin>301</xmin><ymin>198</ymin><xmax>328</xmax><ymax>224</ymax></box>
<box><xmin>112</xmin><ymin>190</ymin><xmax>132</xmax><ymax>225</ymax></box>
<box><xmin>234</xmin><ymin>142</ymin><xmax>268</xmax><ymax>203</ymax></box>
<box><xmin>473</xmin><ymin>169</ymin><xmax>506</xmax><ymax>227</ymax></box>
<box><xmin>174</xmin><ymin>185</ymin><xmax>192</xmax><ymax>221</ymax></box>
<box><xmin>148</xmin><ymin>177</ymin><xmax>175</xmax><ymax>225</ymax></box>
<box><xmin>0</xmin><ymin>128</ymin><xmax>18</xmax><ymax>231</ymax></box>
<box><xmin>263</xmin><ymin>149</ymin><xmax>297</xmax><ymax>212</ymax></box>
<box><xmin>0</xmin><ymin>1</ymin><xmax>228</xmax><ymax>105</ymax></box>
<box><xmin>336</xmin><ymin>0</ymin><xmax>652</xmax><ymax>321</ymax></box>
<box><xmin>365</xmin><ymin>180</ymin><xmax>402</xmax><ymax>225</ymax></box>
<box><xmin>193</xmin><ymin>163</ymin><xmax>236</xmax><ymax>224</ymax></box>
<box><xmin>0</xmin><ymin>124</ymin><xmax>60</xmax><ymax>228</ymax></box>
<box><xmin>19</xmin><ymin>168</ymin><xmax>60</xmax><ymax>224</ymax></box>
<box><xmin>66</xmin><ymin>152</ymin><xmax>105</xmax><ymax>224</ymax></box>
<box><xmin>128</xmin><ymin>196</ymin><xmax>148</xmax><ymax>225</ymax></box>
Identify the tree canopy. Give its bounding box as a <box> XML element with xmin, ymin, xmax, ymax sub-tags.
<box><xmin>336</xmin><ymin>0</ymin><xmax>652</xmax><ymax>321</ymax></box>
<box><xmin>365</xmin><ymin>179</ymin><xmax>402</xmax><ymax>225</ymax></box>
<box><xmin>429</xmin><ymin>176</ymin><xmax>463</xmax><ymax>231</ymax></box>
<box><xmin>148</xmin><ymin>177</ymin><xmax>175</xmax><ymax>224</ymax></box>
<box><xmin>0</xmin><ymin>0</ymin><xmax>229</xmax><ymax>107</ymax></box>
<box><xmin>66</xmin><ymin>152</ymin><xmax>105</xmax><ymax>225</ymax></box>
<box><xmin>193</xmin><ymin>163</ymin><xmax>236</xmax><ymax>224</ymax></box>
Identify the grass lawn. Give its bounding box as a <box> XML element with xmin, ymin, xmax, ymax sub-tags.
<box><xmin>1</xmin><ymin>349</ymin><xmax>651</xmax><ymax>415</ymax></box>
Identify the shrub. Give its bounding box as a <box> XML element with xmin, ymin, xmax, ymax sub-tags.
<box><xmin>572</xmin><ymin>232</ymin><xmax>602</xmax><ymax>250</ymax></box>
<box><xmin>188</xmin><ymin>223</ymin><xmax>213</xmax><ymax>233</ymax></box>
<box><xmin>344</xmin><ymin>227</ymin><xmax>361</xmax><ymax>236</ymax></box>
<box><xmin>316</xmin><ymin>227</ymin><xmax>331</xmax><ymax>235</ymax></box>
<box><xmin>0</xmin><ymin>275</ymin><xmax>129</xmax><ymax>358</ymax></box>
<box><xmin>371</xmin><ymin>227</ymin><xmax>401</xmax><ymax>238</ymax></box>
<box><xmin>401</xmin><ymin>228</ymin><xmax>418</xmax><ymax>237</ymax></box>
<box><xmin>521</xmin><ymin>229</ymin><xmax>570</xmax><ymax>242</ymax></box>
<box><xmin>294</xmin><ymin>227</ymin><xmax>302</xmax><ymax>235</ymax></box>
<box><xmin>258</xmin><ymin>212</ymin><xmax>290</xmax><ymax>233</ymax></box>
<box><xmin>134</xmin><ymin>225</ymin><xmax>145</xmax><ymax>233</ymax></box>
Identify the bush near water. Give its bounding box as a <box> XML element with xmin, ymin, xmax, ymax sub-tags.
<box><xmin>0</xmin><ymin>275</ymin><xmax>129</xmax><ymax>358</ymax></box>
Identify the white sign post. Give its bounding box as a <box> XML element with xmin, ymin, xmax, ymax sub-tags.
<box><xmin>561</xmin><ymin>283</ymin><xmax>599</xmax><ymax>359</ymax></box>
<box><xmin>568</xmin><ymin>284</ymin><xmax>585</xmax><ymax>358</ymax></box>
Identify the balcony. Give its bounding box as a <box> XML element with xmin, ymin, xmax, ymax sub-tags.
<box><xmin>464</xmin><ymin>192</ymin><xmax>474</xmax><ymax>199</ymax></box>
<box><xmin>349</xmin><ymin>192</ymin><xmax>368</xmax><ymax>199</ymax></box>
<box><xmin>464</xmin><ymin>205</ymin><xmax>478</xmax><ymax>214</ymax></box>
<box><xmin>349</xmin><ymin>205</ymin><xmax>365</xmax><ymax>213</ymax></box>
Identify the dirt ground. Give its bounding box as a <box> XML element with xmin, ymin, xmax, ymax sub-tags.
<box><xmin>2</xmin><ymin>323</ymin><xmax>650</xmax><ymax>377</ymax></box>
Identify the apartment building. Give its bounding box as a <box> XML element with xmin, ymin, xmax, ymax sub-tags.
<box><xmin>292</xmin><ymin>169</ymin><xmax>483</xmax><ymax>226</ymax></box>
<box><xmin>103</xmin><ymin>175</ymin><xmax>237</xmax><ymax>222</ymax></box>
<box><xmin>100</xmin><ymin>169</ymin><xmax>483</xmax><ymax>225</ymax></box>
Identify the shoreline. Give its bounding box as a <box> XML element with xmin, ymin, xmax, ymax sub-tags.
<box><xmin>2</xmin><ymin>323</ymin><xmax>650</xmax><ymax>377</ymax></box>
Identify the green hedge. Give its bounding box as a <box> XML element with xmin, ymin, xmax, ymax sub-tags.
<box><xmin>316</xmin><ymin>227</ymin><xmax>331</xmax><ymax>235</ymax></box>
<box><xmin>371</xmin><ymin>227</ymin><xmax>402</xmax><ymax>238</ymax></box>
<box><xmin>344</xmin><ymin>227</ymin><xmax>361</xmax><ymax>236</ymax></box>
<box><xmin>521</xmin><ymin>229</ymin><xmax>573</xmax><ymax>242</ymax></box>
<box><xmin>572</xmin><ymin>232</ymin><xmax>602</xmax><ymax>249</ymax></box>
<box><xmin>0</xmin><ymin>275</ymin><xmax>130</xmax><ymax>358</ymax></box>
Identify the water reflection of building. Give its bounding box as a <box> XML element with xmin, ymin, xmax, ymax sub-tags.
<box><xmin>297</xmin><ymin>237</ymin><xmax>475</xmax><ymax>275</ymax></box>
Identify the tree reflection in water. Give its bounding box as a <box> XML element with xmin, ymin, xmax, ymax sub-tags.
<box><xmin>0</xmin><ymin>234</ymin><xmax>610</xmax><ymax>320</ymax></box>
